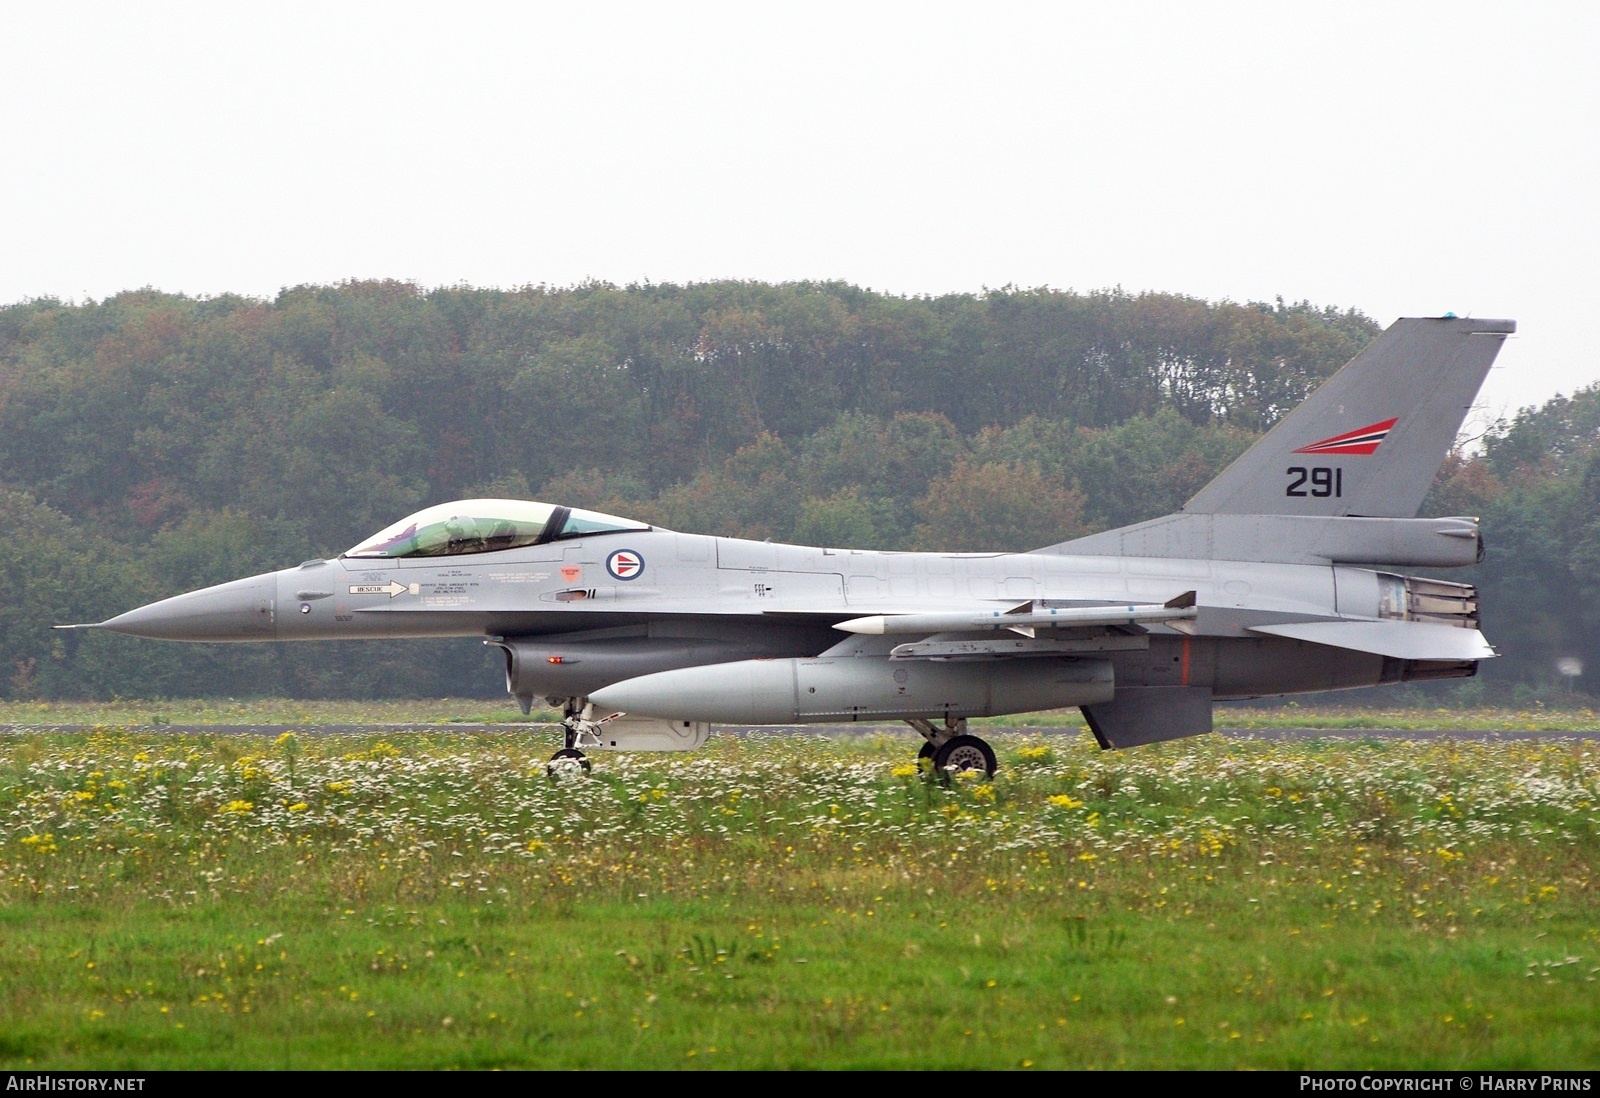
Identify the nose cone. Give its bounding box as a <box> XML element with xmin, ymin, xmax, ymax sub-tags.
<box><xmin>97</xmin><ymin>572</ymin><xmax>279</xmax><ymax>641</ymax></box>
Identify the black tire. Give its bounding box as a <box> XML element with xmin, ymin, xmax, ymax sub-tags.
<box><xmin>932</xmin><ymin>735</ymin><xmax>997</xmax><ymax>780</ymax></box>
<box><xmin>547</xmin><ymin>747</ymin><xmax>592</xmax><ymax>776</ymax></box>
<box><xmin>917</xmin><ymin>741</ymin><xmax>936</xmax><ymax>760</ymax></box>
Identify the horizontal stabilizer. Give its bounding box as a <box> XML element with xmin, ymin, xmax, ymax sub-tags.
<box><xmin>1248</xmin><ymin>620</ymin><xmax>1495</xmax><ymax>660</ymax></box>
<box><xmin>1082</xmin><ymin>686</ymin><xmax>1214</xmax><ymax>750</ymax></box>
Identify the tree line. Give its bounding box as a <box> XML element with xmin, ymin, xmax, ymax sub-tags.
<box><xmin>0</xmin><ymin>280</ymin><xmax>1589</xmax><ymax>702</ymax></box>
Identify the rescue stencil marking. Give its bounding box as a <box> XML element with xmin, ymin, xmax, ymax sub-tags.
<box><xmin>1293</xmin><ymin>417</ymin><xmax>1398</xmax><ymax>456</ymax></box>
<box><xmin>348</xmin><ymin>581</ymin><xmax>416</xmax><ymax>598</ymax></box>
<box><xmin>560</xmin><ymin>565</ymin><xmax>582</xmax><ymax>583</ymax></box>
<box><xmin>606</xmin><ymin>549</ymin><xmax>644</xmax><ymax>581</ymax></box>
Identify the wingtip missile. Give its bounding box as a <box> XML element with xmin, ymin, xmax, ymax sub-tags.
<box><xmin>833</xmin><ymin>600</ymin><xmax>1199</xmax><ymax>636</ymax></box>
<box><xmin>835</xmin><ymin>615</ymin><xmax>890</xmax><ymax>635</ymax></box>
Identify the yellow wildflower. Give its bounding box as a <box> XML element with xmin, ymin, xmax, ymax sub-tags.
<box><xmin>19</xmin><ymin>833</ymin><xmax>58</xmax><ymax>855</ymax></box>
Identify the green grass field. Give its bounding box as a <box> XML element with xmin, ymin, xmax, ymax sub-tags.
<box><xmin>2</xmin><ymin>696</ymin><xmax>1599</xmax><ymax>729</ymax></box>
<box><xmin>2</xmin><ymin>716</ymin><xmax>1597</xmax><ymax>1069</ymax></box>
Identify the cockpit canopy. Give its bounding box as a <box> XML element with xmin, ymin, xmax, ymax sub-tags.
<box><xmin>344</xmin><ymin>499</ymin><xmax>650</xmax><ymax>559</ymax></box>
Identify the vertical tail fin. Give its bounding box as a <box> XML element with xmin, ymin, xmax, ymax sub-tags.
<box><xmin>1182</xmin><ymin>316</ymin><xmax>1514</xmax><ymax>518</ymax></box>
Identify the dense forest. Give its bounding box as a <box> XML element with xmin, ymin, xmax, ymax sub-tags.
<box><xmin>0</xmin><ymin>281</ymin><xmax>1594</xmax><ymax>703</ymax></box>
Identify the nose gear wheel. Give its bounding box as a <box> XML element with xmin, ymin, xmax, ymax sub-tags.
<box><xmin>546</xmin><ymin>747</ymin><xmax>591</xmax><ymax>776</ymax></box>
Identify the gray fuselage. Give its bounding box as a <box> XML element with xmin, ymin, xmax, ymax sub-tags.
<box><xmin>105</xmin><ymin>525</ymin><xmax>1459</xmax><ymax>715</ymax></box>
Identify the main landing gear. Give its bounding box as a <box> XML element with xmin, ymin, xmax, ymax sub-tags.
<box><xmin>907</xmin><ymin>718</ymin><xmax>998</xmax><ymax>781</ymax></box>
<box><xmin>546</xmin><ymin>700</ymin><xmax>597</xmax><ymax>776</ymax></box>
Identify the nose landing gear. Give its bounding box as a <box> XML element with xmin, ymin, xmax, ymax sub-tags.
<box><xmin>546</xmin><ymin>700</ymin><xmax>599</xmax><ymax>776</ymax></box>
<box><xmin>547</xmin><ymin>746</ymin><xmax>591</xmax><ymax>775</ymax></box>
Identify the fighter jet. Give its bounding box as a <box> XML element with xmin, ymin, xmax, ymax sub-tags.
<box><xmin>67</xmin><ymin>316</ymin><xmax>1513</xmax><ymax>776</ymax></box>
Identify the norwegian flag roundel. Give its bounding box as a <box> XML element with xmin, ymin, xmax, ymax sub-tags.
<box><xmin>605</xmin><ymin>549</ymin><xmax>645</xmax><ymax>581</ymax></box>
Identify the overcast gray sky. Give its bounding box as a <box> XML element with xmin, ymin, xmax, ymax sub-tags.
<box><xmin>3</xmin><ymin>1</ymin><xmax>1595</xmax><ymax>425</ymax></box>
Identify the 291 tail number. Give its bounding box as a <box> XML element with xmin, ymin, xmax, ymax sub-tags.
<box><xmin>1287</xmin><ymin>466</ymin><xmax>1342</xmax><ymax>498</ymax></box>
